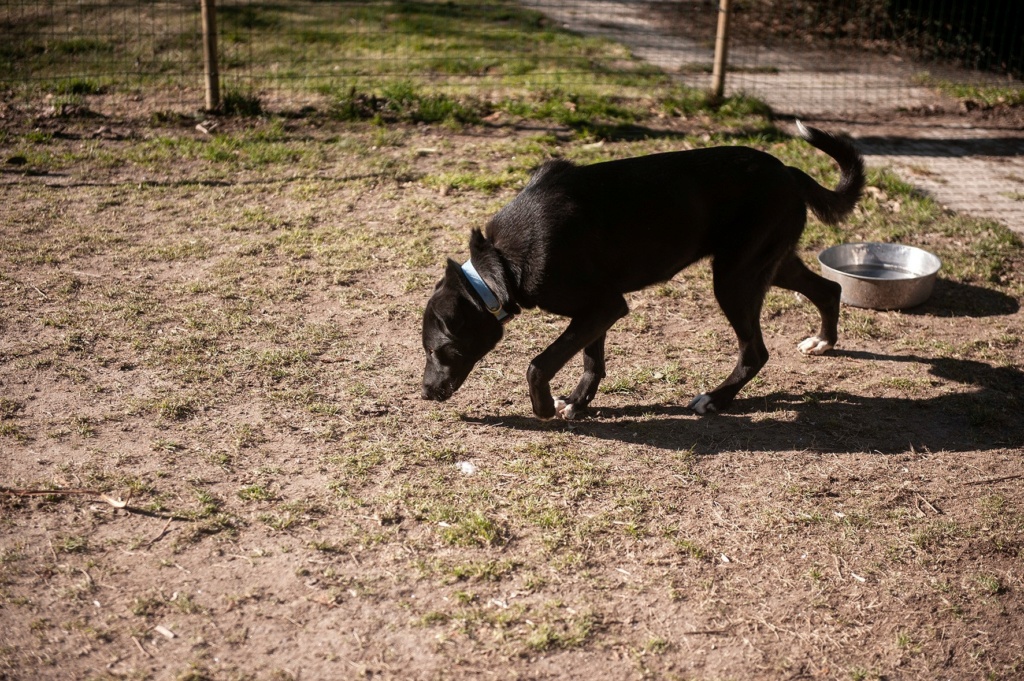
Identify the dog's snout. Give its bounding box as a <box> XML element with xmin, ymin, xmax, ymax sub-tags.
<box><xmin>421</xmin><ymin>383</ymin><xmax>452</xmax><ymax>402</ymax></box>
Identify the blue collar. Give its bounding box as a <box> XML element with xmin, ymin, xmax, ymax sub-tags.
<box><xmin>461</xmin><ymin>259</ymin><xmax>509</xmax><ymax>322</ymax></box>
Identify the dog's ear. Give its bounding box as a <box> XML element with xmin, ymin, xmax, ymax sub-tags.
<box><xmin>444</xmin><ymin>258</ymin><xmax>473</xmax><ymax>297</ymax></box>
<box><xmin>468</xmin><ymin>229</ymin><xmax>490</xmax><ymax>256</ymax></box>
<box><xmin>468</xmin><ymin>229</ymin><xmax>519</xmax><ymax>313</ymax></box>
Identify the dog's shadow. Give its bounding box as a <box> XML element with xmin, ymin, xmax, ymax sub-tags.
<box><xmin>464</xmin><ymin>352</ymin><xmax>1024</xmax><ymax>455</ymax></box>
<box><xmin>907</xmin><ymin>278</ymin><xmax>1019</xmax><ymax>318</ymax></box>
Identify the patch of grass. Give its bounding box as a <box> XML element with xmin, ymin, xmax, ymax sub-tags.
<box><xmin>911</xmin><ymin>521</ymin><xmax>966</xmax><ymax>551</ymax></box>
<box><xmin>237</xmin><ymin>485</ymin><xmax>275</xmax><ymax>502</ymax></box>
<box><xmin>155</xmin><ymin>396</ymin><xmax>199</xmax><ymax>421</ymax></box>
<box><xmin>329</xmin><ymin>83</ymin><xmax>484</xmax><ymax>125</ymax></box>
<box><xmin>152</xmin><ymin>438</ymin><xmax>185</xmax><ymax>453</ymax></box>
<box><xmin>51</xmin><ymin>78</ymin><xmax>104</xmax><ymax>96</ymax></box>
<box><xmin>973</xmin><ymin>573</ymin><xmax>1006</xmax><ymax>596</ymax></box>
<box><xmin>524</xmin><ymin>607</ymin><xmax>597</xmax><ymax>652</ymax></box>
<box><xmin>848</xmin><ymin>667</ymin><xmax>880</xmax><ymax>681</ymax></box>
<box><xmin>662</xmin><ymin>89</ymin><xmax>772</xmax><ymax>118</ymax></box>
<box><xmin>259</xmin><ymin>512</ymin><xmax>296</xmax><ymax>532</ymax></box>
<box><xmin>439</xmin><ymin>559</ymin><xmax>519</xmax><ymax>583</ymax></box>
<box><xmin>70</xmin><ymin>416</ymin><xmax>97</xmax><ymax>438</ymax></box>
<box><xmin>419</xmin><ymin>610</ymin><xmax>450</xmax><ymax>626</ymax></box>
<box><xmin>175</xmin><ymin>512</ymin><xmax>242</xmax><ymax>549</ymax></box>
<box><xmin>500</xmin><ymin>90</ymin><xmax>642</xmax><ymax>130</ymax></box>
<box><xmin>54</xmin><ymin>535</ymin><xmax>89</xmax><ymax>554</ymax></box>
<box><xmin>49</xmin><ymin>38</ymin><xmax>115</xmax><ymax>56</ymax></box>
<box><xmin>309</xmin><ymin>539</ymin><xmax>346</xmax><ymax>554</ymax></box>
<box><xmin>0</xmin><ymin>399</ymin><xmax>23</xmax><ymax>420</ymax></box>
<box><xmin>131</xmin><ymin>596</ymin><xmax>165</xmax><ymax>618</ymax></box>
<box><xmin>0</xmin><ymin>422</ymin><xmax>26</xmax><ymax>440</ymax></box>
<box><xmin>421</xmin><ymin>169</ymin><xmax>525</xmax><ymax>194</ymax></box>
<box><xmin>190</xmin><ymin>489</ymin><xmax>223</xmax><ymax>519</ymax></box>
<box><xmin>172</xmin><ymin>592</ymin><xmax>206</xmax><ymax>615</ymax></box>
<box><xmin>221</xmin><ymin>88</ymin><xmax>263</xmax><ymax>116</ymax></box>
<box><xmin>920</xmin><ymin>77</ymin><xmax>1024</xmax><ymax>107</ymax></box>
<box><xmin>326</xmin><ymin>82</ymin><xmax>770</xmax><ymax>138</ymax></box>
<box><xmin>896</xmin><ymin>630</ymin><xmax>921</xmax><ymax>654</ymax></box>
<box><xmin>439</xmin><ymin>511</ymin><xmax>509</xmax><ymax>548</ymax></box>
<box><xmin>675</xmin><ymin>538</ymin><xmax>709</xmax><ymax>561</ymax></box>
<box><xmin>232</xmin><ymin>423</ymin><xmax>265</xmax><ymax>450</ymax></box>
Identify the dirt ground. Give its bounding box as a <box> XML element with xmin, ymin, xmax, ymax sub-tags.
<box><xmin>1</xmin><ymin>103</ymin><xmax>1024</xmax><ymax>681</ymax></box>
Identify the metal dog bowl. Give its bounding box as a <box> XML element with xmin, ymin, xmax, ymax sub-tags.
<box><xmin>818</xmin><ymin>243</ymin><xmax>941</xmax><ymax>310</ymax></box>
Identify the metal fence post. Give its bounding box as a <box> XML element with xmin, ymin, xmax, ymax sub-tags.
<box><xmin>710</xmin><ymin>0</ymin><xmax>732</xmax><ymax>102</ymax></box>
<box><xmin>201</xmin><ymin>0</ymin><xmax>220</xmax><ymax>111</ymax></box>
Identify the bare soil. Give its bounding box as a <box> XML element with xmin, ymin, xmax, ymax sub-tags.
<box><xmin>1</xmin><ymin>108</ymin><xmax>1023</xmax><ymax>681</ymax></box>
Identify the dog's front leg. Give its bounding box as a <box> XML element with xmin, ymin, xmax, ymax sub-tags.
<box><xmin>553</xmin><ymin>335</ymin><xmax>606</xmax><ymax>420</ymax></box>
<box><xmin>527</xmin><ymin>298</ymin><xmax>628</xmax><ymax>420</ymax></box>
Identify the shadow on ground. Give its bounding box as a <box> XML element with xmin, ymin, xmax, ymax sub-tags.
<box><xmin>466</xmin><ymin>352</ymin><xmax>1023</xmax><ymax>455</ymax></box>
<box><xmin>855</xmin><ymin>136</ymin><xmax>1024</xmax><ymax>158</ymax></box>
<box><xmin>908</xmin><ymin>278</ymin><xmax>1020</xmax><ymax>317</ymax></box>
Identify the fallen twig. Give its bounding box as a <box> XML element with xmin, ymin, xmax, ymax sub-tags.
<box><xmin>131</xmin><ymin>636</ymin><xmax>153</xmax><ymax>658</ymax></box>
<box><xmin>915</xmin><ymin>493</ymin><xmax>941</xmax><ymax>515</ymax></box>
<box><xmin>1</xmin><ymin>487</ymin><xmax>126</xmax><ymax>508</ymax></box>
<box><xmin>144</xmin><ymin>517</ymin><xmax>175</xmax><ymax>548</ymax></box>
<box><xmin>3</xmin><ymin>487</ymin><xmax>96</xmax><ymax>497</ymax></box>
<box><xmin>1</xmin><ymin>486</ymin><xmax>192</xmax><ymax>521</ymax></box>
<box><xmin>964</xmin><ymin>474</ymin><xmax>1023</xmax><ymax>486</ymax></box>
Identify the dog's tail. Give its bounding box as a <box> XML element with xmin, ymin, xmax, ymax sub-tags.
<box><xmin>791</xmin><ymin>121</ymin><xmax>865</xmax><ymax>226</ymax></box>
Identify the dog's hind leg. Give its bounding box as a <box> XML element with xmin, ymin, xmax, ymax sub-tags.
<box><xmin>688</xmin><ymin>259</ymin><xmax>772</xmax><ymax>414</ymax></box>
<box><xmin>554</xmin><ymin>334</ymin><xmax>606</xmax><ymax>420</ymax></box>
<box><xmin>772</xmin><ymin>252</ymin><xmax>842</xmax><ymax>355</ymax></box>
<box><xmin>528</xmin><ymin>297</ymin><xmax>628</xmax><ymax>420</ymax></box>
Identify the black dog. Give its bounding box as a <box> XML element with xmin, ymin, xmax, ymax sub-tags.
<box><xmin>422</xmin><ymin>123</ymin><xmax>864</xmax><ymax>419</ymax></box>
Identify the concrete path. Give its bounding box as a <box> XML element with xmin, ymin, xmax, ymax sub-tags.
<box><xmin>838</xmin><ymin>120</ymin><xmax>1024</xmax><ymax>230</ymax></box>
<box><xmin>526</xmin><ymin>0</ymin><xmax>1024</xmax><ymax>233</ymax></box>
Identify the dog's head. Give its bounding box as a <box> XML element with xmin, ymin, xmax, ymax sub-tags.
<box><xmin>421</xmin><ymin>259</ymin><xmax>504</xmax><ymax>402</ymax></box>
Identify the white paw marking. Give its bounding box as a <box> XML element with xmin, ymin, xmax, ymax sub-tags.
<box><xmin>798</xmin><ymin>336</ymin><xmax>834</xmax><ymax>355</ymax></box>
<box><xmin>554</xmin><ymin>399</ymin><xmax>578</xmax><ymax>420</ymax></box>
<box><xmin>687</xmin><ymin>394</ymin><xmax>717</xmax><ymax>415</ymax></box>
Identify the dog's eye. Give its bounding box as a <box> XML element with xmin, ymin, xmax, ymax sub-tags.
<box><xmin>433</xmin><ymin>345</ymin><xmax>460</xmax><ymax>362</ymax></box>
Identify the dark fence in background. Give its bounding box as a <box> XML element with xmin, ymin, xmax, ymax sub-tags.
<box><xmin>1</xmin><ymin>0</ymin><xmax>1021</xmax><ymax>116</ymax></box>
<box><xmin>651</xmin><ymin>0</ymin><xmax>1023</xmax><ymax>114</ymax></box>
<box><xmin>889</xmin><ymin>0</ymin><xmax>1022</xmax><ymax>75</ymax></box>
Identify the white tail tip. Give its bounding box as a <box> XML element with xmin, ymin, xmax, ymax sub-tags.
<box><xmin>795</xmin><ymin>120</ymin><xmax>811</xmax><ymax>139</ymax></box>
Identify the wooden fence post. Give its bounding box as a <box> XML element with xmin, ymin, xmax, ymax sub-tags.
<box><xmin>201</xmin><ymin>0</ymin><xmax>220</xmax><ymax>111</ymax></box>
<box><xmin>710</xmin><ymin>0</ymin><xmax>732</xmax><ymax>102</ymax></box>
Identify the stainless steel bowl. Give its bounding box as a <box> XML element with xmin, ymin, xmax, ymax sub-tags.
<box><xmin>817</xmin><ymin>243</ymin><xmax>942</xmax><ymax>310</ymax></box>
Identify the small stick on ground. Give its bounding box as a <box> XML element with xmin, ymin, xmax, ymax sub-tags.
<box><xmin>0</xmin><ymin>487</ymin><xmax>191</xmax><ymax>520</ymax></box>
<box><xmin>145</xmin><ymin>517</ymin><xmax>175</xmax><ymax>548</ymax></box>
<box><xmin>131</xmin><ymin>636</ymin><xmax>153</xmax><ymax>658</ymax></box>
<box><xmin>964</xmin><ymin>474</ymin><xmax>1023</xmax><ymax>486</ymax></box>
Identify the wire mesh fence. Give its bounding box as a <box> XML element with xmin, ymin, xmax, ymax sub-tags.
<box><xmin>2</xmin><ymin>1</ymin><xmax>204</xmax><ymax>91</ymax></box>
<box><xmin>1</xmin><ymin>0</ymin><xmax>1021</xmax><ymax>117</ymax></box>
<box><xmin>651</xmin><ymin>0</ymin><xmax>1024</xmax><ymax>115</ymax></box>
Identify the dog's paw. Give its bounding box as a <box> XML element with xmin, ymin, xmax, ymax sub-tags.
<box><xmin>798</xmin><ymin>336</ymin><xmax>834</xmax><ymax>355</ymax></box>
<box><xmin>687</xmin><ymin>394</ymin><xmax>717</xmax><ymax>415</ymax></box>
<box><xmin>553</xmin><ymin>398</ymin><xmax>579</xmax><ymax>421</ymax></box>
